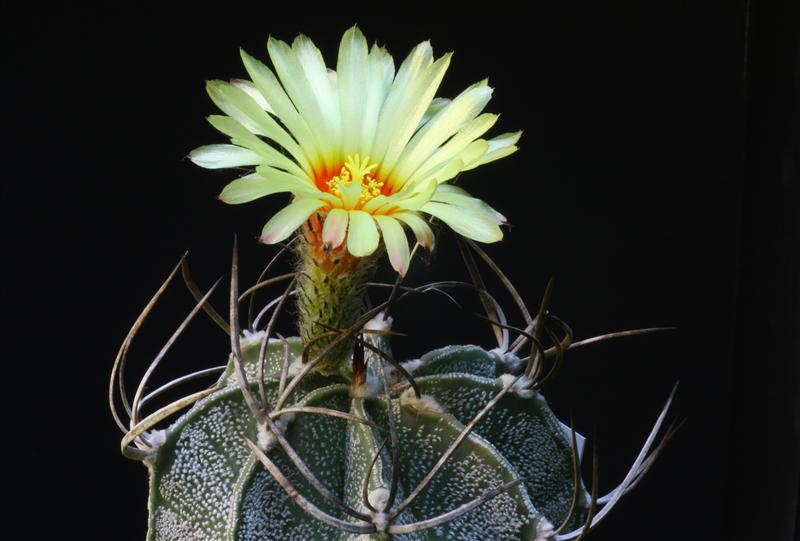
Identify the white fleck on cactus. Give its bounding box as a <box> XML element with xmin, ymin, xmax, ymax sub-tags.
<box><xmin>110</xmin><ymin>25</ymin><xmax>678</xmax><ymax>540</ymax></box>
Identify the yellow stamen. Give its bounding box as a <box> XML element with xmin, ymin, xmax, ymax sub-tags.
<box><xmin>326</xmin><ymin>154</ymin><xmax>384</xmax><ymax>205</ymax></box>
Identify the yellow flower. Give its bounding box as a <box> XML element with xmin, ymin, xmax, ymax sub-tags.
<box><xmin>190</xmin><ymin>26</ymin><xmax>520</xmax><ymax>275</ymax></box>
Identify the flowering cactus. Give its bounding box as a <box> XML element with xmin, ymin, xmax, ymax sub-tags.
<box><xmin>189</xmin><ymin>26</ymin><xmax>516</xmax><ymax>374</ymax></box>
<box><xmin>110</xmin><ymin>26</ymin><xmax>676</xmax><ymax>540</ymax></box>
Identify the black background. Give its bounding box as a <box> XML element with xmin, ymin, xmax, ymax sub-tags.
<box><xmin>5</xmin><ymin>3</ymin><xmax>798</xmax><ymax>540</ymax></box>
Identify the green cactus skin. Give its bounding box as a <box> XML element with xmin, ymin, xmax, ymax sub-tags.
<box><xmin>142</xmin><ymin>337</ymin><xmax>588</xmax><ymax>540</ymax></box>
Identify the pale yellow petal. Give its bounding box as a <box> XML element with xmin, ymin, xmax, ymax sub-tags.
<box><xmin>389</xmin><ymin>177</ymin><xmax>438</xmax><ymax>212</ymax></box>
<box><xmin>432</xmin><ymin>184</ymin><xmax>507</xmax><ymax>225</ymax></box>
<box><xmin>230</xmin><ymin>79</ymin><xmax>274</xmax><ymax>114</ymax></box>
<box><xmin>219</xmin><ymin>171</ymin><xmax>311</xmax><ymax>204</ymax></box>
<box><xmin>377</xmin><ymin>53</ymin><xmax>452</xmax><ymax>182</ymax></box>
<box><xmin>268</xmin><ymin>37</ymin><xmax>338</xmax><ymax>168</ymax></box>
<box><xmin>207</xmin><ymin>115</ymin><xmax>308</xmax><ymax>178</ymax></box>
<box><xmin>240</xmin><ymin>49</ymin><xmax>322</xmax><ymax>168</ymax></box>
<box><xmin>393</xmin><ymin>211</ymin><xmax>435</xmax><ymax>250</ymax></box>
<box><xmin>322</xmin><ymin>207</ymin><xmax>349</xmax><ymax>249</ymax></box>
<box><xmin>421</xmin><ymin>200</ymin><xmax>503</xmax><ymax>243</ymax></box>
<box><xmin>189</xmin><ymin>144</ymin><xmax>262</xmax><ymax>169</ymax></box>
<box><xmin>260</xmin><ymin>198</ymin><xmax>326</xmax><ymax>244</ymax></box>
<box><xmin>390</xmin><ymin>85</ymin><xmax>493</xmax><ymax>185</ymax></box>
<box><xmin>370</xmin><ymin>41</ymin><xmax>435</xmax><ymax>167</ymax></box>
<box><xmin>337</xmin><ymin>25</ymin><xmax>370</xmax><ymax>155</ymax></box>
<box><xmin>408</xmin><ymin>113</ymin><xmax>499</xmax><ymax>184</ymax></box>
<box><xmin>252</xmin><ymin>166</ymin><xmax>337</xmax><ymax>204</ymax></box>
<box><xmin>346</xmin><ymin>210</ymin><xmax>380</xmax><ymax>257</ymax></box>
<box><xmin>463</xmin><ymin>131</ymin><xmax>522</xmax><ymax>170</ymax></box>
<box><xmin>417</xmin><ymin>97</ymin><xmax>451</xmax><ymax>128</ymax></box>
<box><xmin>370</xmin><ymin>178</ymin><xmax>435</xmax><ymax>215</ymax></box>
<box><xmin>374</xmin><ymin>215</ymin><xmax>410</xmax><ymax>275</ymax></box>
<box><xmin>359</xmin><ymin>44</ymin><xmax>395</xmax><ymax>157</ymax></box>
<box><xmin>206</xmin><ymin>80</ymin><xmax>312</xmax><ymax>174</ymax></box>
<box><xmin>361</xmin><ymin>194</ymin><xmax>392</xmax><ymax>214</ymax></box>
<box><xmin>292</xmin><ymin>34</ymin><xmax>342</xmax><ymax>145</ymax></box>
<box><xmin>423</xmin><ymin>140</ymin><xmax>489</xmax><ymax>184</ymax></box>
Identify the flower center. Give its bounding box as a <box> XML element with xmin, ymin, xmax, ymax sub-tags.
<box><xmin>326</xmin><ymin>154</ymin><xmax>384</xmax><ymax>206</ymax></box>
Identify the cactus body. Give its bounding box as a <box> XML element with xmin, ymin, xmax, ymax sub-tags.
<box><xmin>144</xmin><ymin>337</ymin><xmax>587</xmax><ymax>540</ymax></box>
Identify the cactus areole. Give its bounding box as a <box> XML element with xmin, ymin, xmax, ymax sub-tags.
<box><xmin>110</xmin><ymin>25</ymin><xmax>676</xmax><ymax>541</ymax></box>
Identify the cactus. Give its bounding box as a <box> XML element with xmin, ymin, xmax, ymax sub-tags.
<box><xmin>109</xmin><ymin>239</ymin><xmax>676</xmax><ymax>540</ymax></box>
<box><xmin>110</xmin><ymin>26</ymin><xmax>678</xmax><ymax>540</ymax></box>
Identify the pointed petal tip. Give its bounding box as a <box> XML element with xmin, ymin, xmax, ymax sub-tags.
<box><xmin>217</xmin><ymin>191</ymin><xmax>243</xmax><ymax>205</ymax></box>
<box><xmin>186</xmin><ymin>149</ymin><xmax>204</xmax><ymax>164</ymax></box>
<box><xmin>266</xmin><ymin>35</ymin><xmax>280</xmax><ymax>49</ymax></box>
<box><xmin>239</xmin><ymin>48</ymin><xmax>256</xmax><ymax>66</ymax></box>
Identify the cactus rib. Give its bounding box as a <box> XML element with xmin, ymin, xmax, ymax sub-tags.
<box><xmin>244</xmin><ymin>438</ymin><xmax>377</xmax><ymax>534</ymax></box>
<box><xmin>552</xmin><ymin>422</ymin><xmax>582</xmax><ymax>536</ymax></box>
<box><xmin>389</xmin><ymin>372</ymin><xmax>524</xmax><ymax>520</ymax></box>
<box><xmin>386</xmin><ymin>477</ymin><xmax>528</xmax><ymax>535</ymax></box>
<box><xmin>260</xmin><ymin>405</ymin><xmax>372</xmax><ymax>522</ymax></box>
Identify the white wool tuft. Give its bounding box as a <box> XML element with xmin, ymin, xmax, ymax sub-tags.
<box><xmin>257</xmin><ymin>412</ymin><xmax>295</xmax><ymax>451</ymax></box>
<box><xmin>399</xmin><ymin>387</ymin><xmax>446</xmax><ymax>414</ymax></box>
<box><xmin>240</xmin><ymin>329</ymin><xmax>267</xmax><ymax>347</ymax></box>
<box><xmin>497</xmin><ymin>373</ymin><xmax>537</xmax><ymax>398</ymax></box>
<box><xmin>367</xmin><ymin>487</ymin><xmax>390</xmax><ymax>510</ymax></box>
<box><xmin>536</xmin><ymin>518</ymin><xmax>555</xmax><ymax>540</ymax></box>
<box><xmin>363</xmin><ymin>312</ymin><xmax>393</xmax><ymax>333</ymax></box>
<box><xmin>141</xmin><ymin>429</ymin><xmax>167</xmax><ymax>448</ymax></box>
<box><xmin>286</xmin><ymin>358</ymin><xmax>305</xmax><ymax>379</ymax></box>
<box><xmin>400</xmin><ymin>358</ymin><xmax>424</xmax><ymax>374</ymax></box>
<box><xmin>489</xmin><ymin>347</ymin><xmax>526</xmax><ymax>371</ymax></box>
